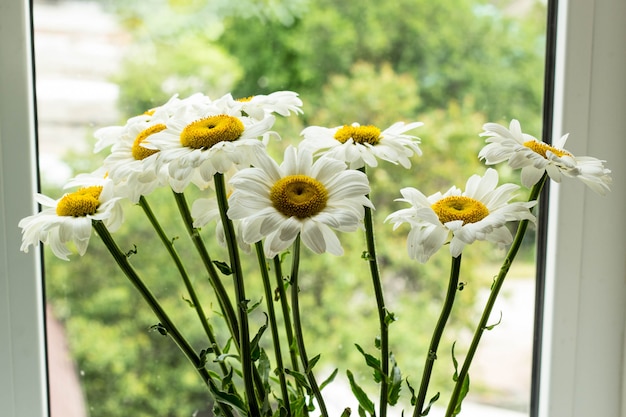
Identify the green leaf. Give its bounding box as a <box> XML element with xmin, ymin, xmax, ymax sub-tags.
<box><xmin>250</xmin><ymin>315</ymin><xmax>268</xmax><ymax>361</ymax></box>
<box><xmin>181</xmin><ymin>295</ymin><xmax>195</xmax><ymax>308</ymax></box>
<box><xmin>387</xmin><ymin>357</ymin><xmax>402</xmax><ymax>405</ymax></box>
<box><xmin>149</xmin><ymin>323</ymin><xmax>168</xmax><ymax>336</ymax></box>
<box><xmin>258</xmin><ymin>349</ymin><xmax>271</xmax><ymax>390</ymax></box>
<box><xmin>307</xmin><ymin>354</ymin><xmax>321</xmax><ymax>373</ymax></box>
<box><xmin>340</xmin><ymin>408</ymin><xmax>352</xmax><ymax>417</ymax></box>
<box><xmin>319</xmin><ymin>368</ymin><xmax>338</xmax><ymax>391</ymax></box>
<box><xmin>451</xmin><ymin>342</ymin><xmax>460</xmax><ymax>381</ymax></box>
<box><xmin>284</xmin><ymin>368</ymin><xmax>312</xmax><ymax>394</ymax></box>
<box><xmin>384</xmin><ymin>310</ymin><xmax>397</xmax><ymax>326</ymax></box>
<box><xmin>208</xmin><ymin>380</ymin><xmax>248</xmax><ymax>416</ymax></box>
<box><xmin>421</xmin><ymin>392</ymin><xmax>440</xmax><ymax>416</ymax></box>
<box><xmin>354</xmin><ymin>344</ymin><xmax>383</xmax><ymax>383</ymax></box>
<box><xmin>214</xmin><ymin>353</ymin><xmax>239</xmax><ymax>363</ymax></box>
<box><xmin>406</xmin><ymin>378</ymin><xmax>417</xmax><ymax>406</ymax></box>
<box><xmin>213</xmin><ymin>260</ymin><xmax>232</xmax><ymax>275</ymax></box>
<box><xmin>452</xmin><ymin>374</ymin><xmax>470</xmax><ymax>416</ymax></box>
<box><xmin>248</xmin><ymin>298</ymin><xmax>263</xmax><ymax>314</ymax></box>
<box><xmin>484</xmin><ymin>311</ymin><xmax>503</xmax><ymax>331</ymax></box>
<box><xmin>347</xmin><ymin>370</ymin><xmax>375</xmax><ymax>416</ymax></box>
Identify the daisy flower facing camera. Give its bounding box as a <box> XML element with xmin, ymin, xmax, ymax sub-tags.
<box><xmin>19</xmin><ymin>180</ymin><xmax>123</xmax><ymax>261</ymax></box>
<box><xmin>386</xmin><ymin>168</ymin><xmax>536</xmax><ymax>263</ymax></box>
<box><xmin>479</xmin><ymin>119</ymin><xmax>612</xmax><ymax>195</ymax></box>
<box><xmin>227</xmin><ymin>145</ymin><xmax>373</xmax><ymax>258</ymax></box>
<box><xmin>300</xmin><ymin>121</ymin><xmax>423</xmax><ymax>169</ymax></box>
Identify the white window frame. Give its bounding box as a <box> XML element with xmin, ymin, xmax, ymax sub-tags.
<box><xmin>0</xmin><ymin>0</ymin><xmax>624</xmax><ymax>416</ymax></box>
<box><xmin>0</xmin><ymin>1</ymin><xmax>48</xmax><ymax>417</ymax></box>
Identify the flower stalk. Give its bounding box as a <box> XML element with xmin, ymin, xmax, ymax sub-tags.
<box><xmin>413</xmin><ymin>254</ymin><xmax>463</xmax><ymax>417</ymax></box>
<box><xmin>290</xmin><ymin>235</ymin><xmax>330</xmax><ymax>417</ymax></box>
<box><xmin>91</xmin><ymin>220</ymin><xmax>235</xmax><ymax>417</ymax></box>
<box><xmin>361</xmin><ymin>172</ymin><xmax>390</xmax><ymax>417</ymax></box>
<box><xmin>444</xmin><ymin>173</ymin><xmax>548</xmax><ymax>416</ymax></box>
<box><xmin>255</xmin><ymin>242</ymin><xmax>291</xmax><ymax>415</ymax></box>
<box><xmin>138</xmin><ymin>196</ymin><xmax>232</xmax><ymax>379</ymax></box>
<box><xmin>214</xmin><ymin>172</ymin><xmax>262</xmax><ymax>416</ymax></box>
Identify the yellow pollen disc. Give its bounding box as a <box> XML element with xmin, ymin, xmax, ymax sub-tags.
<box><xmin>236</xmin><ymin>96</ymin><xmax>254</xmax><ymax>102</ymax></box>
<box><xmin>143</xmin><ymin>109</ymin><xmax>156</xmax><ymax>116</ymax></box>
<box><xmin>334</xmin><ymin>125</ymin><xmax>382</xmax><ymax>145</ymax></box>
<box><xmin>431</xmin><ymin>196</ymin><xmax>489</xmax><ymax>225</ymax></box>
<box><xmin>523</xmin><ymin>140</ymin><xmax>572</xmax><ymax>158</ymax></box>
<box><xmin>180</xmin><ymin>115</ymin><xmax>245</xmax><ymax>149</ymax></box>
<box><xmin>270</xmin><ymin>175</ymin><xmax>328</xmax><ymax>219</ymax></box>
<box><xmin>132</xmin><ymin>124</ymin><xmax>166</xmax><ymax>160</ymax></box>
<box><xmin>56</xmin><ymin>186</ymin><xmax>103</xmax><ymax>217</ymax></box>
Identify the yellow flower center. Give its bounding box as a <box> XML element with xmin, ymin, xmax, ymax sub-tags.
<box><xmin>56</xmin><ymin>186</ymin><xmax>103</xmax><ymax>217</ymax></box>
<box><xmin>523</xmin><ymin>140</ymin><xmax>572</xmax><ymax>158</ymax></box>
<box><xmin>270</xmin><ymin>175</ymin><xmax>328</xmax><ymax>219</ymax></box>
<box><xmin>237</xmin><ymin>96</ymin><xmax>254</xmax><ymax>102</ymax></box>
<box><xmin>180</xmin><ymin>115</ymin><xmax>245</xmax><ymax>149</ymax></box>
<box><xmin>334</xmin><ymin>125</ymin><xmax>382</xmax><ymax>145</ymax></box>
<box><xmin>143</xmin><ymin>109</ymin><xmax>156</xmax><ymax>116</ymax></box>
<box><xmin>132</xmin><ymin>124</ymin><xmax>166</xmax><ymax>160</ymax></box>
<box><xmin>431</xmin><ymin>196</ymin><xmax>489</xmax><ymax>225</ymax></box>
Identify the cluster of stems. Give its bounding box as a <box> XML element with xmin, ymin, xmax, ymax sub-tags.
<box><xmin>95</xmin><ymin>168</ymin><xmax>546</xmax><ymax>417</ymax></box>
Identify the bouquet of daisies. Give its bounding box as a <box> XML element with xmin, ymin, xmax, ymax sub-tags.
<box><xmin>20</xmin><ymin>90</ymin><xmax>611</xmax><ymax>417</ymax></box>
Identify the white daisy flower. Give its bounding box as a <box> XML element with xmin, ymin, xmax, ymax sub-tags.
<box><xmin>479</xmin><ymin>119</ymin><xmax>612</xmax><ymax>195</ymax></box>
<box><xmin>386</xmin><ymin>168</ymin><xmax>536</xmax><ymax>263</ymax></box>
<box><xmin>19</xmin><ymin>180</ymin><xmax>124</xmax><ymax>261</ymax></box>
<box><xmin>227</xmin><ymin>145</ymin><xmax>373</xmax><ymax>258</ymax></box>
<box><xmin>144</xmin><ymin>100</ymin><xmax>276</xmax><ymax>193</ymax></box>
<box><xmin>300</xmin><ymin>121</ymin><xmax>423</xmax><ymax>169</ymax></box>
<box><xmin>214</xmin><ymin>91</ymin><xmax>304</xmax><ymax>120</ymax></box>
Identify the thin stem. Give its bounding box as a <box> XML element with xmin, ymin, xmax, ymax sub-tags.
<box><xmin>256</xmin><ymin>242</ymin><xmax>291</xmax><ymax>415</ymax></box>
<box><xmin>214</xmin><ymin>173</ymin><xmax>261</xmax><ymax>417</ymax></box>
<box><xmin>171</xmin><ymin>191</ymin><xmax>241</xmax><ymax>346</ymax></box>
<box><xmin>362</xmin><ymin>185</ymin><xmax>390</xmax><ymax>417</ymax></box>
<box><xmin>273</xmin><ymin>255</ymin><xmax>309</xmax><ymax>416</ymax></box>
<box><xmin>444</xmin><ymin>173</ymin><xmax>548</xmax><ymax>417</ymax></box>
<box><xmin>413</xmin><ymin>255</ymin><xmax>463</xmax><ymax>417</ymax></box>
<box><xmin>272</xmin><ymin>255</ymin><xmax>300</xmax><ymax>373</ymax></box>
<box><xmin>138</xmin><ymin>196</ymin><xmax>231</xmax><ymax>379</ymax></box>
<box><xmin>92</xmin><ymin>220</ymin><xmax>234</xmax><ymax>417</ymax></box>
<box><xmin>290</xmin><ymin>235</ymin><xmax>329</xmax><ymax>417</ymax></box>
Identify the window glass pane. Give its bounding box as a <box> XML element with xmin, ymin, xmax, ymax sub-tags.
<box><xmin>34</xmin><ymin>0</ymin><xmax>547</xmax><ymax>416</ymax></box>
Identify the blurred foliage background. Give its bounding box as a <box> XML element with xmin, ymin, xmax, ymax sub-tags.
<box><xmin>43</xmin><ymin>0</ymin><xmax>545</xmax><ymax>415</ymax></box>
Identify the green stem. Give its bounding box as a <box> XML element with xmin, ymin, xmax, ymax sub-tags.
<box><xmin>92</xmin><ymin>220</ymin><xmax>234</xmax><ymax>417</ymax></box>
<box><xmin>213</xmin><ymin>173</ymin><xmax>261</xmax><ymax>417</ymax></box>
<box><xmin>171</xmin><ymin>191</ymin><xmax>241</xmax><ymax>347</ymax></box>
<box><xmin>273</xmin><ymin>255</ymin><xmax>309</xmax><ymax>416</ymax></box>
<box><xmin>138</xmin><ymin>196</ymin><xmax>231</xmax><ymax>379</ymax></box>
<box><xmin>290</xmin><ymin>235</ymin><xmax>329</xmax><ymax>417</ymax></box>
<box><xmin>256</xmin><ymin>242</ymin><xmax>291</xmax><ymax>415</ymax></box>
<box><xmin>363</xmin><ymin>193</ymin><xmax>390</xmax><ymax>417</ymax></box>
<box><xmin>444</xmin><ymin>173</ymin><xmax>547</xmax><ymax>417</ymax></box>
<box><xmin>272</xmin><ymin>255</ymin><xmax>300</xmax><ymax>373</ymax></box>
<box><xmin>413</xmin><ymin>255</ymin><xmax>463</xmax><ymax>417</ymax></box>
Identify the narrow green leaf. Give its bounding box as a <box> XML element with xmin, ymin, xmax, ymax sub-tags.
<box><xmin>248</xmin><ymin>298</ymin><xmax>263</xmax><ymax>314</ymax></box>
<box><xmin>214</xmin><ymin>353</ymin><xmax>239</xmax><ymax>363</ymax></box>
<box><xmin>347</xmin><ymin>370</ymin><xmax>375</xmax><ymax>416</ymax></box>
<box><xmin>181</xmin><ymin>295</ymin><xmax>195</xmax><ymax>308</ymax></box>
<box><xmin>307</xmin><ymin>354</ymin><xmax>321</xmax><ymax>373</ymax></box>
<box><xmin>452</xmin><ymin>374</ymin><xmax>470</xmax><ymax>416</ymax></box>
<box><xmin>484</xmin><ymin>311</ymin><xmax>503</xmax><ymax>331</ymax></box>
<box><xmin>354</xmin><ymin>344</ymin><xmax>383</xmax><ymax>383</ymax></box>
<box><xmin>319</xmin><ymin>368</ymin><xmax>338</xmax><ymax>391</ymax></box>
<box><xmin>213</xmin><ymin>260</ymin><xmax>232</xmax><ymax>275</ymax></box>
<box><xmin>451</xmin><ymin>341</ymin><xmax>460</xmax><ymax>381</ymax></box>
<box><xmin>285</xmin><ymin>369</ymin><xmax>312</xmax><ymax>394</ymax></box>
<box><xmin>406</xmin><ymin>378</ymin><xmax>417</xmax><ymax>406</ymax></box>
<box><xmin>387</xmin><ymin>359</ymin><xmax>402</xmax><ymax>405</ymax></box>
<box><xmin>208</xmin><ymin>380</ymin><xmax>248</xmax><ymax>416</ymax></box>
<box><xmin>250</xmin><ymin>316</ymin><xmax>268</xmax><ymax>361</ymax></box>
<box><xmin>421</xmin><ymin>392</ymin><xmax>440</xmax><ymax>416</ymax></box>
<box><xmin>340</xmin><ymin>408</ymin><xmax>352</xmax><ymax>417</ymax></box>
